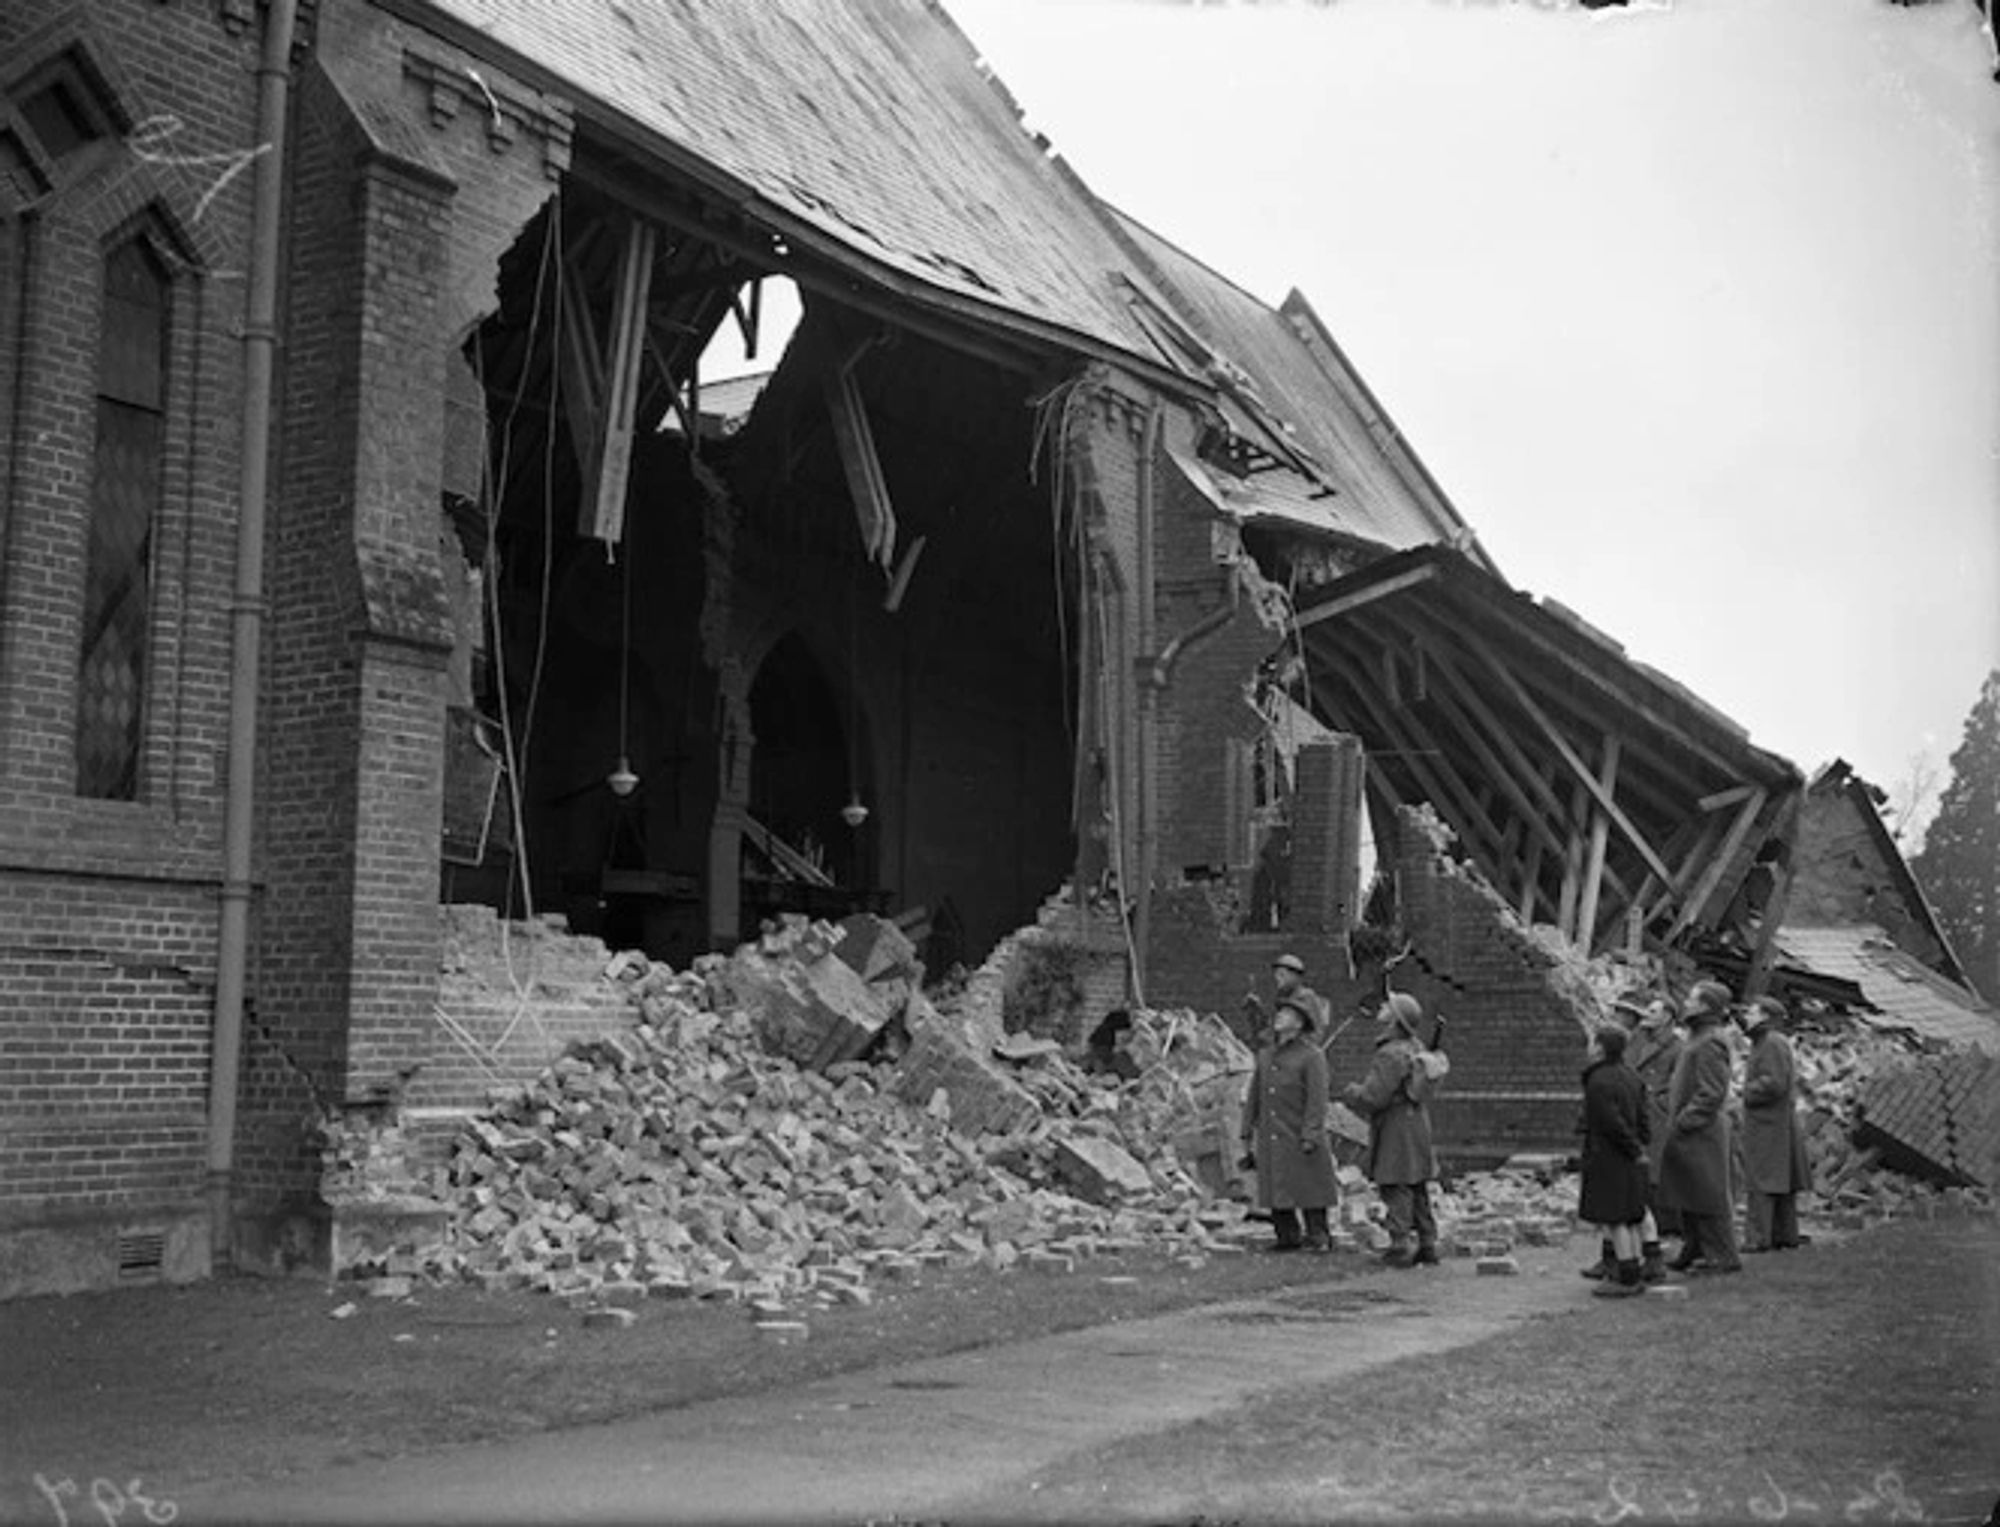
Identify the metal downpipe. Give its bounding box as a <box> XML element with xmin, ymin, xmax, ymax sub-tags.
<box><xmin>206</xmin><ymin>0</ymin><xmax>298</xmax><ymax>1264</ymax></box>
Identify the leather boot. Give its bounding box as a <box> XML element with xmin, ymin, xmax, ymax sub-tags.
<box><xmin>1591</xmin><ymin>1258</ymin><xmax>1646</xmax><ymax>1298</ymax></box>
<box><xmin>1640</xmin><ymin>1243</ymin><xmax>1668</xmax><ymax>1283</ymax></box>
<box><xmin>1580</xmin><ymin>1238</ymin><xmax>1616</xmax><ymax>1280</ymax></box>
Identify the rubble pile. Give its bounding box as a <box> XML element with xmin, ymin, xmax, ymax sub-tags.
<box><xmin>438</xmin><ymin>925</ymin><xmax>1260</xmax><ymax>1308</ymax></box>
<box><xmin>1789</xmin><ymin>1026</ymin><xmax>1997</xmax><ymax>1221</ymax></box>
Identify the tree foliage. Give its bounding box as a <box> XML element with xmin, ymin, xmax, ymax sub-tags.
<box><xmin>1912</xmin><ymin>670</ymin><xmax>2000</xmax><ymax>1001</ymax></box>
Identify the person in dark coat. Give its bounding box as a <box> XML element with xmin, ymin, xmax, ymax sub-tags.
<box><xmin>1625</xmin><ymin>997</ymin><xmax>1684</xmax><ymax>1244</ymax></box>
<box><xmin>1239</xmin><ymin>992</ymin><xmax>1339</xmax><ymax>1252</ymax></box>
<box><xmin>1739</xmin><ymin>995</ymin><xmax>1814</xmax><ymax>1252</ymax></box>
<box><xmin>1341</xmin><ymin>991</ymin><xmax>1441</xmax><ymax>1268</ymax></box>
<box><xmin>1657</xmin><ymin>980</ymin><xmax>1743</xmax><ymax>1274</ymax></box>
<box><xmin>1578</xmin><ymin>1023</ymin><xmax>1652</xmax><ymax>1297</ymax></box>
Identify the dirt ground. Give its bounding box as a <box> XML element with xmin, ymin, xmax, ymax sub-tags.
<box><xmin>940</xmin><ymin>1216</ymin><xmax>2000</xmax><ymax>1526</ymax></box>
<box><xmin>5</xmin><ymin>1214</ymin><xmax>1998</xmax><ymax>1526</ymax></box>
<box><xmin>0</xmin><ymin>1237</ymin><xmax>1345</xmax><ymax>1508</ymax></box>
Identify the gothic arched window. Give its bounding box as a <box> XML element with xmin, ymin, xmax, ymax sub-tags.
<box><xmin>76</xmin><ymin>236</ymin><xmax>167</xmax><ymax>799</ymax></box>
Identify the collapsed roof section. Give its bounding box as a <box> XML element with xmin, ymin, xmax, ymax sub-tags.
<box><xmin>1102</xmin><ymin>207</ymin><xmax>1491</xmax><ymax>569</ymax></box>
<box><xmin>395</xmin><ymin>0</ymin><xmax>1197</xmax><ymax>389</ymax></box>
<box><xmin>1288</xmin><ymin>545</ymin><xmax>1804</xmax><ymax>962</ymax></box>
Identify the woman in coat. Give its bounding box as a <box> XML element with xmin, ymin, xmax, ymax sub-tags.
<box><xmin>1578</xmin><ymin>1023</ymin><xmax>1651</xmax><ymax>1296</ymax></box>
<box><xmin>1656</xmin><ymin>980</ymin><xmax>1743</xmax><ymax>1274</ymax></box>
<box><xmin>1739</xmin><ymin>995</ymin><xmax>1813</xmax><ymax>1252</ymax></box>
<box><xmin>1341</xmin><ymin>992</ymin><xmax>1441</xmax><ymax>1268</ymax></box>
<box><xmin>1239</xmin><ymin>993</ymin><xmax>1339</xmax><ymax>1252</ymax></box>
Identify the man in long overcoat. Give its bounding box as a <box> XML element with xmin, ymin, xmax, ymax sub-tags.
<box><xmin>1657</xmin><ymin>980</ymin><xmax>1742</xmax><ymax>1274</ymax></box>
<box><xmin>1239</xmin><ymin>992</ymin><xmax>1339</xmax><ymax>1252</ymax></box>
<box><xmin>1341</xmin><ymin>991</ymin><xmax>1440</xmax><ymax>1268</ymax></box>
<box><xmin>1579</xmin><ymin>1022</ymin><xmax>1652</xmax><ymax>1296</ymax></box>
<box><xmin>1739</xmin><ymin>994</ymin><xmax>1813</xmax><ymax>1252</ymax></box>
<box><xmin>1624</xmin><ymin>997</ymin><xmax>1683</xmax><ymax>1241</ymax></box>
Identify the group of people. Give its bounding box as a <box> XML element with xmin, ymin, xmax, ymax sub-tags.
<box><xmin>1578</xmin><ymin>978</ymin><xmax>1814</xmax><ymax>1296</ymax></box>
<box><xmin>1231</xmin><ymin>954</ymin><xmax>1814</xmax><ymax>1287</ymax></box>
<box><xmin>1237</xmin><ymin>954</ymin><xmax>1444</xmax><ymax>1266</ymax></box>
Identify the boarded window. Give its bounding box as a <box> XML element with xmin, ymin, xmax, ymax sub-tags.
<box><xmin>76</xmin><ymin>238</ymin><xmax>166</xmax><ymax>799</ymax></box>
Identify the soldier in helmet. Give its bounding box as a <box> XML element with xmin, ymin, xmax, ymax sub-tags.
<box><xmin>1239</xmin><ymin>992</ymin><xmax>1340</xmax><ymax>1252</ymax></box>
<box><xmin>1342</xmin><ymin>991</ymin><xmax>1442</xmax><ymax>1268</ymax></box>
<box><xmin>1242</xmin><ymin>952</ymin><xmax>1323</xmax><ymax>1043</ymax></box>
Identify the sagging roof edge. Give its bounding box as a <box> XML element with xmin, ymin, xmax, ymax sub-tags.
<box><xmin>1277</xmin><ymin>290</ymin><xmax>1501</xmax><ymax>579</ymax></box>
<box><xmin>1809</xmin><ymin>758</ymin><xmax>1973</xmax><ymax>988</ymax></box>
<box><xmin>1295</xmin><ymin>544</ymin><xmax>1804</xmax><ymax>790</ymax></box>
<box><xmin>379</xmin><ymin>0</ymin><xmax>1212</xmax><ymax>404</ymax></box>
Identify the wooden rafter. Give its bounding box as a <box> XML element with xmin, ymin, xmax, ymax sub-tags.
<box><xmin>1452</xmin><ymin>598</ymin><xmax>1760</xmax><ymax>785</ymax></box>
<box><xmin>1379</xmin><ymin>602</ymin><xmax>1701</xmax><ymax>825</ymax></box>
<box><xmin>1474</xmin><ymin>646</ymin><xmax>1681</xmax><ymax>894</ymax></box>
<box><xmin>1742</xmin><ymin>789</ymin><xmax>1806</xmax><ymax>998</ymax></box>
<box><xmin>1663</xmin><ymin>785</ymin><xmax>1769</xmax><ymax>941</ymax></box>
<box><xmin>1294</xmin><ymin>565</ymin><xmax>1440</xmax><ymax>630</ymax></box>
<box><xmin>1575</xmin><ymin>733</ymin><xmax>1621</xmax><ymax>951</ymax></box>
<box><xmin>1318</xmin><ymin>628</ymin><xmax>1566</xmax><ymax>923</ymax></box>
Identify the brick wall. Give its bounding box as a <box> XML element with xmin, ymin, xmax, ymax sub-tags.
<box><xmin>0</xmin><ymin>0</ymin><xmax>262</xmax><ymax>1294</ymax></box>
<box><xmin>1148</xmin><ymin>806</ymin><xmax>1598</xmax><ymax>1164</ymax></box>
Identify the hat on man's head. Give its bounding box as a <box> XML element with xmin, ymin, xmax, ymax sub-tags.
<box><xmin>1378</xmin><ymin>991</ymin><xmax>1423</xmax><ymax>1034</ymax></box>
<box><xmin>1684</xmin><ymin>979</ymin><xmax>1732</xmax><ymax>1025</ymax></box>
<box><xmin>1274</xmin><ymin>993</ymin><xmax>1319</xmax><ymax>1030</ymax></box>
<box><xmin>1273</xmin><ymin>953</ymin><xmax>1306</xmax><ymax>975</ymax></box>
<box><xmin>1749</xmin><ymin>995</ymin><xmax>1788</xmax><ymax>1027</ymax></box>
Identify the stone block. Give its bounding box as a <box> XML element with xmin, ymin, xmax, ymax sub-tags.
<box><xmin>1053</xmin><ymin>1136</ymin><xmax>1154</xmax><ymax>1205</ymax></box>
<box><xmin>1475</xmin><ymin>1256</ymin><xmax>1520</xmax><ymax>1277</ymax></box>
<box><xmin>582</xmin><ymin>1306</ymin><xmax>637</xmax><ymax>1330</ymax></box>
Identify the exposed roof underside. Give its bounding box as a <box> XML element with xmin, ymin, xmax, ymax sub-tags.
<box><xmin>1290</xmin><ymin>546</ymin><xmax>1802</xmax><ymax>956</ymax></box>
<box><xmin>414</xmin><ymin>0</ymin><xmax>1179</xmax><ymax>375</ymax></box>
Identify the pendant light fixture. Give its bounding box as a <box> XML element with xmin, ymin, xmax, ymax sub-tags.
<box><xmin>607</xmin><ymin>542</ymin><xmax>639</xmax><ymax>797</ymax></box>
<box><xmin>841</xmin><ymin>572</ymin><xmax>866</xmax><ymax>828</ymax></box>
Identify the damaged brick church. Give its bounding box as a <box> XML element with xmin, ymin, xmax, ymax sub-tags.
<box><xmin>4</xmin><ymin>0</ymin><xmax>1988</xmax><ymax>1298</ymax></box>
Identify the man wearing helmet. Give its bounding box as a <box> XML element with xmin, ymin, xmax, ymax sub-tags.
<box><xmin>1341</xmin><ymin>991</ymin><xmax>1443</xmax><ymax>1268</ymax></box>
<box><xmin>1239</xmin><ymin>991</ymin><xmax>1340</xmax><ymax>1252</ymax></box>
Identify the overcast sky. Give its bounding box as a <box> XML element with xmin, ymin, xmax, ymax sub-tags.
<box><xmin>931</xmin><ymin>0</ymin><xmax>2000</xmax><ymax>829</ymax></box>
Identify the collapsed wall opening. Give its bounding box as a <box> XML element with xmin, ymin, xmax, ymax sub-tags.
<box><xmin>449</xmin><ymin>176</ymin><xmax>1088</xmax><ymax>975</ymax></box>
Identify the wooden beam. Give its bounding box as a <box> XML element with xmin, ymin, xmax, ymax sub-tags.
<box><xmin>581</xmin><ymin>219</ymin><xmax>656</xmax><ymax>543</ymax></box>
<box><xmin>1575</xmin><ymin>733</ymin><xmax>1621</xmax><ymax>952</ymax></box>
<box><xmin>1663</xmin><ymin>786</ymin><xmax>1768</xmax><ymax>941</ymax></box>
<box><xmin>1558</xmin><ymin>777</ymin><xmax>1586</xmax><ymax>941</ymax></box>
<box><xmin>1293</xmin><ymin>564</ymin><xmax>1440</xmax><ymax>630</ymax></box>
<box><xmin>1474</xmin><ymin>646</ymin><xmax>1682</xmax><ymax>894</ymax></box>
<box><xmin>1742</xmin><ymin>790</ymin><xmax>1806</xmax><ymax>998</ymax></box>
<box><xmin>822</xmin><ymin>333</ymin><xmax>898</xmax><ymax>569</ymax></box>
<box><xmin>1699</xmin><ymin>782</ymin><xmax>1758</xmax><ymax>813</ymax></box>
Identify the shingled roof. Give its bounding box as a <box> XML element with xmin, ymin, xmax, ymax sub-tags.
<box><xmin>411</xmin><ymin>0</ymin><xmax>1176</xmax><ymax>373</ymax></box>
<box><xmin>1106</xmin><ymin>208</ymin><xmax>1482</xmax><ymax>558</ymax></box>
<box><xmin>1776</xmin><ymin>925</ymin><xmax>2000</xmax><ymax>1054</ymax></box>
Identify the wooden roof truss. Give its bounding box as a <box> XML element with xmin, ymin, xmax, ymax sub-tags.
<box><xmin>1293</xmin><ymin>554</ymin><xmax>1803</xmax><ymax>961</ymax></box>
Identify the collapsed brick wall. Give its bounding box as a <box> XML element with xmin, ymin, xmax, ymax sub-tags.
<box><xmin>412</xmin><ymin>905</ymin><xmax>644</xmax><ymax>1116</ymax></box>
<box><xmin>1358</xmin><ymin>806</ymin><xmax>1600</xmax><ymax>1158</ymax></box>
